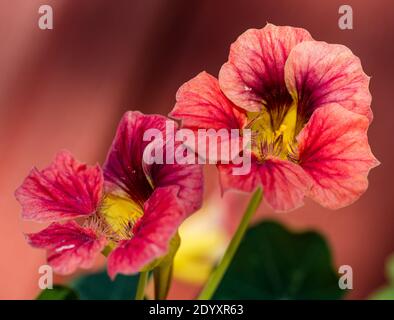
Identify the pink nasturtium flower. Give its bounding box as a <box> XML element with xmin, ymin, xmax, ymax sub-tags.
<box><xmin>170</xmin><ymin>23</ymin><xmax>379</xmax><ymax>212</ymax></box>
<box><xmin>15</xmin><ymin>111</ymin><xmax>203</xmax><ymax>278</ymax></box>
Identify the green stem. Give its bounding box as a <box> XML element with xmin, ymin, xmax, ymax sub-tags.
<box><xmin>135</xmin><ymin>271</ymin><xmax>149</xmax><ymax>300</ymax></box>
<box><xmin>198</xmin><ymin>187</ymin><xmax>263</xmax><ymax>300</ymax></box>
<box><xmin>153</xmin><ymin>263</ymin><xmax>173</xmax><ymax>300</ymax></box>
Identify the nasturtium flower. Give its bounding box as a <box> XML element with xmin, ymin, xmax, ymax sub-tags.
<box><xmin>16</xmin><ymin>111</ymin><xmax>203</xmax><ymax>278</ymax></box>
<box><xmin>170</xmin><ymin>23</ymin><xmax>379</xmax><ymax>212</ymax></box>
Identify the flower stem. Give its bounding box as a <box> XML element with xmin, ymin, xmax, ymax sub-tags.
<box><xmin>153</xmin><ymin>263</ymin><xmax>173</xmax><ymax>300</ymax></box>
<box><xmin>135</xmin><ymin>271</ymin><xmax>149</xmax><ymax>300</ymax></box>
<box><xmin>197</xmin><ymin>187</ymin><xmax>263</xmax><ymax>300</ymax></box>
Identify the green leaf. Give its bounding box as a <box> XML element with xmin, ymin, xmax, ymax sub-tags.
<box><xmin>71</xmin><ymin>269</ymin><xmax>139</xmax><ymax>300</ymax></box>
<box><xmin>37</xmin><ymin>285</ymin><xmax>79</xmax><ymax>300</ymax></box>
<box><xmin>370</xmin><ymin>287</ymin><xmax>394</xmax><ymax>300</ymax></box>
<box><xmin>370</xmin><ymin>254</ymin><xmax>394</xmax><ymax>300</ymax></box>
<box><xmin>213</xmin><ymin>220</ymin><xmax>345</xmax><ymax>300</ymax></box>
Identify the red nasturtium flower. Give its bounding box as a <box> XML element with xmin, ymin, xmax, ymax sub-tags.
<box><xmin>170</xmin><ymin>23</ymin><xmax>379</xmax><ymax>212</ymax></box>
<box><xmin>15</xmin><ymin>111</ymin><xmax>203</xmax><ymax>278</ymax></box>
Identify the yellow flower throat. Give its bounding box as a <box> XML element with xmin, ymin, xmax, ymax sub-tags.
<box><xmin>98</xmin><ymin>193</ymin><xmax>144</xmax><ymax>241</ymax></box>
<box><xmin>246</xmin><ymin>102</ymin><xmax>298</xmax><ymax>161</ymax></box>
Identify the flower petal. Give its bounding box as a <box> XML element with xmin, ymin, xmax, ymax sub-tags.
<box><xmin>259</xmin><ymin>158</ymin><xmax>312</xmax><ymax>212</ymax></box>
<box><xmin>285</xmin><ymin>41</ymin><xmax>372</xmax><ymax>123</ymax></box>
<box><xmin>219</xmin><ymin>23</ymin><xmax>313</xmax><ymax>112</ymax></box>
<box><xmin>104</xmin><ymin>111</ymin><xmax>203</xmax><ymax>215</ymax></box>
<box><xmin>26</xmin><ymin>221</ymin><xmax>106</xmax><ymax>275</ymax></box>
<box><xmin>103</xmin><ymin>111</ymin><xmax>165</xmax><ymax>205</ymax></box>
<box><xmin>150</xmin><ymin>162</ymin><xmax>203</xmax><ymax>215</ymax></box>
<box><xmin>107</xmin><ymin>186</ymin><xmax>184</xmax><ymax>278</ymax></box>
<box><xmin>170</xmin><ymin>71</ymin><xmax>247</xmax><ymax>130</ymax></box>
<box><xmin>298</xmin><ymin>104</ymin><xmax>379</xmax><ymax>209</ymax></box>
<box><xmin>170</xmin><ymin>72</ymin><xmax>247</xmax><ymax>165</ymax></box>
<box><xmin>15</xmin><ymin>151</ymin><xmax>103</xmax><ymax>222</ymax></box>
<box><xmin>217</xmin><ymin>160</ymin><xmax>261</xmax><ymax>194</ymax></box>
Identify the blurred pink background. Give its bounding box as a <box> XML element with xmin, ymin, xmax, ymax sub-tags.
<box><xmin>0</xmin><ymin>0</ymin><xmax>392</xmax><ymax>299</ymax></box>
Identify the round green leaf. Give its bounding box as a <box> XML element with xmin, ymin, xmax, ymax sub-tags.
<box><xmin>37</xmin><ymin>285</ymin><xmax>79</xmax><ymax>300</ymax></box>
<box><xmin>214</xmin><ymin>220</ymin><xmax>345</xmax><ymax>300</ymax></box>
<box><xmin>71</xmin><ymin>270</ymin><xmax>140</xmax><ymax>300</ymax></box>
